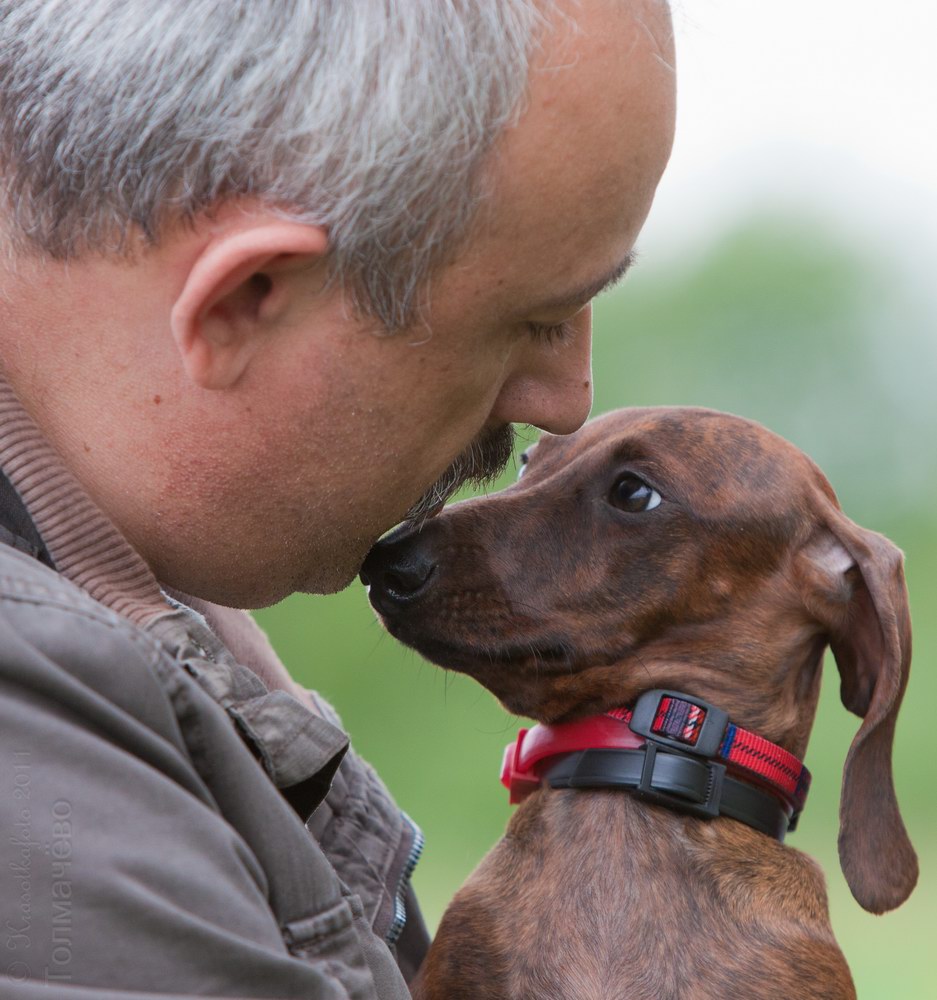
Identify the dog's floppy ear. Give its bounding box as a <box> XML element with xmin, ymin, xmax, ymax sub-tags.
<box><xmin>797</xmin><ymin>507</ymin><xmax>917</xmax><ymax>913</ymax></box>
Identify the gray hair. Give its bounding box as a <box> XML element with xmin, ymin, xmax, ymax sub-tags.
<box><xmin>0</xmin><ymin>0</ymin><xmax>554</xmax><ymax>328</ymax></box>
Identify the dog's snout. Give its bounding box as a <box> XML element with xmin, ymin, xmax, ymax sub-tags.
<box><xmin>361</xmin><ymin>532</ymin><xmax>437</xmax><ymax>615</ymax></box>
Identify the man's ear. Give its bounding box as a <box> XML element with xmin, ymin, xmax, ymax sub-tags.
<box><xmin>170</xmin><ymin>220</ymin><xmax>328</xmax><ymax>390</ymax></box>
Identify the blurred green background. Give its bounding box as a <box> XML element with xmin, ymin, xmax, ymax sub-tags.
<box><xmin>256</xmin><ymin>212</ymin><xmax>936</xmax><ymax>997</ymax></box>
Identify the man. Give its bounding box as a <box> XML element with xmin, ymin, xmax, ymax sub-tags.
<box><xmin>0</xmin><ymin>0</ymin><xmax>675</xmax><ymax>996</ymax></box>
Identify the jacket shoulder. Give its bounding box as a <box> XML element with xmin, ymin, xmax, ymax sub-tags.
<box><xmin>0</xmin><ymin>542</ymin><xmax>181</xmax><ymax>738</ymax></box>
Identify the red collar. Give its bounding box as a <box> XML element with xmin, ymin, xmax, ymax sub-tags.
<box><xmin>501</xmin><ymin>689</ymin><xmax>810</xmax><ymax>824</ymax></box>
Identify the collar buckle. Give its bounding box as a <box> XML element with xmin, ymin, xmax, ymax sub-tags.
<box><xmin>501</xmin><ymin>729</ymin><xmax>540</xmax><ymax>805</ymax></box>
<box><xmin>635</xmin><ymin>742</ymin><xmax>728</xmax><ymax>820</ymax></box>
<box><xmin>629</xmin><ymin>689</ymin><xmax>729</xmax><ymax>758</ymax></box>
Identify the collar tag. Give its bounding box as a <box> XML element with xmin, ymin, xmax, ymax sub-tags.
<box><xmin>629</xmin><ymin>689</ymin><xmax>729</xmax><ymax>758</ymax></box>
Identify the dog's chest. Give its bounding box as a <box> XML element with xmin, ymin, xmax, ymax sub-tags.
<box><xmin>426</xmin><ymin>790</ymin><xmax>853</xmax><ymax>1000</ymax></box>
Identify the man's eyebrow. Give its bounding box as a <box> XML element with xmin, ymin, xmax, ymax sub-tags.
<box><xmin>534</xmin><ymin>250</ymin><xmax>639</xmax><ymax>312</ymax></box>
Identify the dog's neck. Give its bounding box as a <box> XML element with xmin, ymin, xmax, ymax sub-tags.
<box><xmin>503</xmin><ymin>689</ymin><xmax>811</xmax><ymax>843</ymax></box>
<box><xmin>528</xmin><ymin>625</ymin><xmax>829</xmax><ymax>764</ymax></box>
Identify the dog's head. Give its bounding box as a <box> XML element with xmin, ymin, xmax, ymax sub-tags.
<box><xmin>362</xmin><ymin>406</ymin><xmax>916</xmax><ymax>912</ymax></box>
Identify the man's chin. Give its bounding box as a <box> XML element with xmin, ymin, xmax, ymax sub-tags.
<box><xmin>298</xmin><ymin>558</ymin><xmax>367</xmax><ymax>597</ymax></box>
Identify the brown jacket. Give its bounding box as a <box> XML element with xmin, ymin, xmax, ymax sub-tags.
<box><xmin>0</xmin><ymin>374</ymin><xmax>427</xmax><ymax>997</ymax></box>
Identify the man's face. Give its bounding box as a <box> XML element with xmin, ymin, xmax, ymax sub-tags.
<box><xmin>155</xmin><ymin>0</ymin><xmax>676</xmax><ymax>604</ymax></box>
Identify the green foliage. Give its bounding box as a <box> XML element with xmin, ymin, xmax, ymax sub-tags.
<box><xmin>256</xmin><ymin>212</ymin><xmax>936</xmax><ymax>997</ymax></box>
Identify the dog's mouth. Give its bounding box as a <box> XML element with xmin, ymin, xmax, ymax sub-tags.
<box><xmin>386</xmin><ymin>624</ymin><xmax>577</xmax><ymax>676</ymax></box>
<box><xmin>390</xmin><ymin>627</ymin><xmax>639</xmax><ymax>722</ymax></box>
<box><xmin>375</xmin><ymin>604</ymin><xmax>644</xmax><ymax>721</ymax></box>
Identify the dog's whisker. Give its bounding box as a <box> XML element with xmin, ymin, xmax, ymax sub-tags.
<box><xmin>634</xmin><ymin>650</ymin><xmax>653</xmax><ymax>681</ymax></box>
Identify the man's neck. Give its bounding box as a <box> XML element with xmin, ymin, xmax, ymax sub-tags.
<box><xmin>0</xmin><ymin>369</ymin><xmax>171</xmax><ymax>625</ymax></box>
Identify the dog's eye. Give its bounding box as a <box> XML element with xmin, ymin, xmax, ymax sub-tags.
<box><xmin>517</xmin><ymin>452</ymin><xmax>530</xmax><ymax>479</ymax></box>
<box><xmin>610</xmin><ymin>474</ymin><xmax>661</xmax><ymax>513</ymax></box>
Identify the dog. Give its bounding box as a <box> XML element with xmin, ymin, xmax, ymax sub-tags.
<box><xmin>361</xmin><ymin>406</ymin><xmax>917</xmax><ymax>1000</ymax></box>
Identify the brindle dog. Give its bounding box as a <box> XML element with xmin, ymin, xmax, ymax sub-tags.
<box><xmin>362</xmin><ymin>407</ymin><xmax>917</xmax><ymax>1000</ymax></box>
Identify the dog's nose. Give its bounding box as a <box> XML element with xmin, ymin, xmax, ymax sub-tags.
<box><xmin>360</xmin><ymin>531</ymin><xmax>437</xmax><ymax>615</ymax></box>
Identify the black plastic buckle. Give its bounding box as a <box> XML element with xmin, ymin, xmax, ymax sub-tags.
<box><xmin>635</xmin><ymin>743</ymin><xmax>727</xmax><ymax>820</ymax></box>
<box><xmin>629</xmin><ymin>689</ymin><xmax>729</xmax><ymax>759</ymax></box>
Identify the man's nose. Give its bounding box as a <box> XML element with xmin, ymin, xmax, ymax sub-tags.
<box><xmin>491</xmin><ymin>305</ymin><xmax>593</xmax><ymax>435</ymax></box>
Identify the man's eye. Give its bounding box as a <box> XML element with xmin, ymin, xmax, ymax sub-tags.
<box><xmin>609</xmin><ymin>474</ymin><xmax>662</xmax><ymax>513</ymax></box>
<box><xmin>526</xmin><ymin>320</ymin><xmax>575</xmax><ymax>346</ymax></box>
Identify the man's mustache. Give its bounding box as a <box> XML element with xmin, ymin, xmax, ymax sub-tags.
<box><xmin>405</xmin><ymin>424</ymin><xmax>517</xmax><ymax>522</ymax></box>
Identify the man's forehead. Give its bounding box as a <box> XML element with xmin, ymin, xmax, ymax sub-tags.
<box><xmin>466</xmin><ymin>0</ymin><xmax>676</xmax><ymax>309</ymax></box>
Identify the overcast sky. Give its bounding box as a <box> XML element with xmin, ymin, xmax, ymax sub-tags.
<box><xmin>643</xmin><ymin>0</ymin><xmax>936</xmax><ymax>275</ymax></box>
